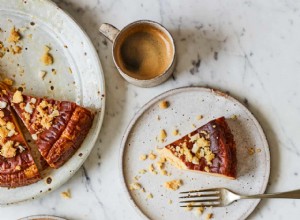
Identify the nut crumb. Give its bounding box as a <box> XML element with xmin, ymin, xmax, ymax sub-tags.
<box><xmin>168</xmin><ymin>199</ymin><xmax>173</xmax><ymax>204</ymax></box>
<box><xmin>8</xmin><ymin>27</ymin><xmax>21</xmax><ymax>43</ymax></box>
<box><xmin>231</xmin><ymin>114</ymin><xmax>238</xmax><ymax>120</ymax></box>
<box><xmin>159</xmin><ymin>100</ymin><xmax>169</xmax><ymax>109</ymax></box>
<box><xmin>147</xmin><ymin>193</ymin><xmax>153</xmax><ymax>199</ymax></box>
<box><xmin>172</xmin><ymin>129</ymin><xmax>179</xmax><ymax>136</ymax></box>
<box><xmin>138</xmin><ymin>169</ymin><xmax>147</xmax><ymax>174</ymax></box>
<box><xmin>197</xmin><ymin>207</ymin><xmax>204</xmax><ymax>215</ymax></box>
<box><xmin>159</xmin><ymin>129</ymin><xmax>167</xmax><ymax>143</ymax></box>
<box><xmin>129</xmin><ymin>182</ymin><xmax>142</xmax><ymax>191</ymax></box>
<box><xmin>148</xmin><ymin>152</ymin><xmax>156</xmax><ymax>160</ymax></box>
<box><xmin>61</xmin><ymin>189</ymin><xmax>71</xmax><ymax>199</ymax></box>
<box><xmin>196</xmin><ymin>115</ymin><xmax>203</xmax><ymax>120</ymax></box>
<box><xmin>206</xmin><ymin>213</ymin><xmax>213</xmax><ymax>220</ymax></box>
<box><xmin>248</xmin><ymin>147</ymin><xmax>255</xmax><ymax>155</ymax></box>
<box><xmin>41</xmin><ymin>46</ymin><xmax>53</xmax><ymax>65</ymax></box>
<box><xmin>164</xmin><ymin>179</ymin><xmax>182</xmax><ymax>191</ymax></box>
<box><xmin>139</xmin><ymin>154</ymin><xmax>147</xmax><ymax>161</ymax></box>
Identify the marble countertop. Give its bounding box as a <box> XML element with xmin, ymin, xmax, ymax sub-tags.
<box><xmin>2</xmin><ymin>0</ymin><xmax>300</xmax><ymax>219</ymax></box>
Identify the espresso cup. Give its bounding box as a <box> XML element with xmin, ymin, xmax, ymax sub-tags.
<box><xmin>99</xmin><ymin>20</ymin><xmax>176</xmax><ymax>87</ymax></box>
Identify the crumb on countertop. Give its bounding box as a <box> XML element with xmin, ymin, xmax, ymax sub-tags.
<box><xmin>159</xmin><ymin>100</ymin><xmax>169</xmax><ymax>109</ymax></box>
<box><xmin>60</xmin><ymin>189</ymin><xmax>71</xmax><ymax>199</ymax></box>
<box><xmin>164</xmin><ymin>179</ymin><xmax>182</xmax><ymax>191</ymax></box>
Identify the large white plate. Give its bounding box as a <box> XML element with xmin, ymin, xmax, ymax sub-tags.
<box><xmin>0</xmin><ymin>0</ymin><xmax>105</xmax><ymax>204</ymax></box>
<box><xmin>120</xmin><ymin>87</ymin><xmax>270</xmax><ymax>220</ymax></box>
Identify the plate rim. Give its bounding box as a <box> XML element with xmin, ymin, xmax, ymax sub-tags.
<box><xmin>0</xmin><ymin>0</ymin><xmax>106</xmax><ymax>205</ymax></box>
<box><xmin>119</xmin><ymin>86</ymin><xmax>270</xmax><ymax>220</ymax></box>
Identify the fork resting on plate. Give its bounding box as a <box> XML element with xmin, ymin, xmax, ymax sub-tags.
<box><xmin>179</xmin><ymin>188</ymin><xmax>300</xmax><ymax>207</ymax></box>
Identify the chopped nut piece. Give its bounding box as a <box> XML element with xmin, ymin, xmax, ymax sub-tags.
<box><xmin>248</xmin><ymin>147</ymin><xmax>255</xmax><ymax>155</ymax></box>
<box><xmin>12</xmin><ymin>91</ymin><xmax>23</xmax><ymax>103</ymax></box>
<box><xmin>61</xmin><ymin>189</ymin><xmax>71</xmax><ymax>199</ymax></box>
<box><xmin>0</xmin><ymin>111</ymin><xmax>4</xmax><ymax>118</ymax></box>
<box><xmin>159</xmin><ymin>100</ymin><xmax>169</xmax><ymax>109</ymax></box>
<box><xmin>148</xmin><ymin>152</ymin><xmax>157</xmax><ymax>160</ymax></box>
<box><xmin>197</xmin><ymin>207</ymin><xmax>204</xmax><ymax>215</ymax></box>
<box><xmin>41</xmin><ymin>47</ymin><xmax>53</xmax><ymax>65</ymax></box>
<box><xmin>3</xmin><ymin>78</ymin><xmax>14</xmax><ymax>86</ymax></box>
<box><xmin>30</xmin><ymin>98</ymin><xmax>37</xmax><ymax>104</ymax></box>
<box><xmin>24</xmin><ymin>102</ymin><xmax>33</xmax><ymax>114</ymax></box>
<box><xmin>148</xmin><ymin>164</ymin><xmax>155</xmax><ymax>173</ymax></box>
<box><xmin>18</xmin><ymin>145</ymin><xmax>25</xmax><ymax>153</ymax></box>
<box><xmin>139</xmin><ymin>154</ymin><xmax>147</xmax><ymax>161</ymax></box>
<box><xmin>231</xmin><ymin>114</ymin><xmax>238</xmax><ymax>120</ymax></box>
<box><xmin>15</xmin><ymin>165</ymin><xmax>21</xmax><ymax>171</ymax></box>
<box><xmin>129</xmin><ymin>182</ymin><xmax>142</xmax><ymax>191</ymax></box>
<box><xmin>172</xmin><ymin>129</ymin><xmax>179</xmax><ymax>136</ymax></box>
<box><xmin>138</xmin><ymin>169</ymin><xmax>147</xmax><ymax>174</ymax></box>
<box><xmin>8</xmin><ymin>27</ymin><xmax>21</xmax><ymax>43</ymax></box>
<box><xmin>196</xmin><ymin>115</ymin><xmax>203</xmax><ymax>120</ymax></box>
<box><xmin>0</xmin><ymin>101</ymin><xmax>7</xmax><ymax>109</ymax></box>
<box><xmin>6</xmin><ymin>122</ymin><xmax>15</xmax><ymax>130</ymax></box>
<box><xmin>159</xmin><ymin>129</ymin><xmax>167</xmax><ymax>143</ymax></box>
<box><xmin>164</xmin><ymin>179</ymin><xmax>182</xmax><ymax>191</ymax></box>
<box><xmin>206</xmin><ymin>213</ymin><xmax>213</xmax><ymax>220</ymax></box>
<box><xmin>185</xmin><ymin>202</ymin><xmax>194</xmax><ymax>211</ymax></box>
<box><xmin>147</xmin><ymin>193</ymin><xmax>153</xmax><ymax>199</ymax></box>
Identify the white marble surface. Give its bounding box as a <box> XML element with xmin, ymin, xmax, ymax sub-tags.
<box><xmin>2</xmin><ymin>0</ymin><xmax>300</xmax><ymax>219</ymax></box>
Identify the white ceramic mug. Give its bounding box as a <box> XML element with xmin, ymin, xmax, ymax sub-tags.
<box><xmin>99</xmin><ymin>20</ymin><xmax>176</xmax><ymax>88</ymax></box>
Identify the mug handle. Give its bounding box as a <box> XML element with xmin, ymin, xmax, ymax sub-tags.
<box><xmin>99</xmin><ymin>23</ymin><xmax>120</xmax><ymax>43</ymax></box>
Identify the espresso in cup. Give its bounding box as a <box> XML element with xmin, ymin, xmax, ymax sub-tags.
<box><xmin>114</xmin><ymin>23</ymin><xmax>174</xmax><ymax>80</ymax></box>
<box><xmin>99</xmin><ymin>20</ymin><xmax>176</xmax><ymax>87</ymax></box>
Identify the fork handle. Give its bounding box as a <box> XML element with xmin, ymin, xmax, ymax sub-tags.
<box><xmin>241</xmin><ymin>189</ymin><xmax>300</xmax><ymax>199</ymax></box>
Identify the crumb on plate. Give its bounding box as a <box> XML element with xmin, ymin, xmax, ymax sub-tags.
<box><xmin>159</xmin><ymin>100</ymin><xmax>169</xmax><ymax>109</ymax></box>
<box><xmin>148</xmin><ymin>152</ymin><xmax>157</xmax><ymax>160</ymax></box>
<box><xmin>164</xmin><ymin>179</ymin><xmax>182</xmax><ymax>191</ymax></box>
<box><xmin>158</xmin><ymin>129</ymin><xmax>167</xmax><ymax>143</ymax></box>
<box><xmin>8</xmin><ymin>27</ymin><xmax>21</xmax><ymax>43</ymax></box>
<box><xmin>61</xmin><ymin>189</ymin><xmax>71</xmax><ymax>199</ymax></box>
<box><xmin>129</xmin><ymin>182</ymin><xmax>142</xmax><ymax>191</ymax></box>
<box><xmin>139</xmin><ymin>154</ymin><xmax>147</xmax><ymax>161</ymax></box>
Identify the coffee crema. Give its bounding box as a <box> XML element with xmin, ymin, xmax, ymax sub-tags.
<box><xmin>114</xmin><ymin>23</ymin><xmax>174</xmax><ymax>80</ymax></box>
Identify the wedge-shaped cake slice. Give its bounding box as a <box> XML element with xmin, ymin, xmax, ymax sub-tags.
<box><xmin>158</xmin><ymin>117</ymin><xmax>237</xmax><ymax>179</ymax></box>
<box><xmin>0</xmin><ymin>91</ymin><xmax>40</xmax><ymax>187</ymax></box>
<box><xmin>8</xmin><ymin>90</ymin><xmax>94</xmax><ymax>169</ymax></box>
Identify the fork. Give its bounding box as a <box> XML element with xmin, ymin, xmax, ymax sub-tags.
<box><xmin>179</xmin><ymin>188</ymin><xmax>300</xmax><ymax>207</ymax></box>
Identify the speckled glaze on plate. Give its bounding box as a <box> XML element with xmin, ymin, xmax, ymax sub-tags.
<box><xmin>0</xmin><ymin>0</ymin><xmax>105</xmax><ymax>204</ymax></box>
<box><xmin>120</xmin><ymin>87</ymin><xmax>270</xmax><ymax>220</ymax></box>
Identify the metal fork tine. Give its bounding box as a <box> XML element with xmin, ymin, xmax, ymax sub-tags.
<box><xmin>180</xmin><ymin>198</ymin><xmax>220</xmax><ymax>203</ymax></box>
<box><xmin>179</xmin><ymin>193</ymin><xmax>220</xmax><ymax>199</ymax></box>
<box><xmin>180</xmin><ymin>203</ymin><xmax>221</xmax><ymax>208</ymax></box>
<box><xmin>179</xmin><ymin>188</ymin><xmax>220</xmax><ymax>194</ymax></box>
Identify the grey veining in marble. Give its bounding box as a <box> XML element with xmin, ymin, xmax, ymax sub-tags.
<box><xmin>2</xmin><ymin>0</ymin><xmax>300</xmax><ymax>219</ymax></box>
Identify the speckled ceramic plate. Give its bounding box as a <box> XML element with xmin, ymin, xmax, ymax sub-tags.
<box><xmin>120</xmin><ymin>87</ymin><xmax>270</xmax><ymax>220</ymax></box>
<box><xmin>0</xmin><ymin>0</ymin><xmax>105</xmax><ymax>204</ymax></box>
<box><xmin>18</xmin><ymin>215</ymin><xmax>66</xmax><ymax>220</ymax></box>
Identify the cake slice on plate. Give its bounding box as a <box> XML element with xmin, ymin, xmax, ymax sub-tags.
<box><xmin>0</xmin><ymin>90</ymin><xmax>40</xmax><ymax>187</ymax></box>
<box><xmin>7</xmin><ymin>90</ymin><xmax>94</xmax><ymax>169</ymax></box>
<box><xmin>158</xmin><ymin>117</ymin><xmax>237</xmax><ymax>179</ymax></box>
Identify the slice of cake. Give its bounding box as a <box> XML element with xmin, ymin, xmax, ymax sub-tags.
<box><xmin>7</xmin><ymin>90</ymin><xmax>94</xmax><ymax>169</ymax></box>
<box><xmin>0</xmin><ymin>91</ymin><xmax>40</xmax><ymax>187</ymax></box>
<box><xmin>158</xmin><ymin>117</ymin><xmax>237</xmax><ymax>179</ymax></box>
